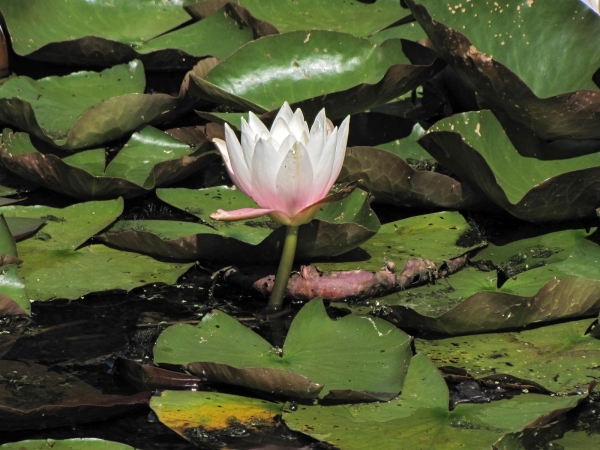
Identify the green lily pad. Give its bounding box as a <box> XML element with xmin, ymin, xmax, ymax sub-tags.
<box><xmin>418</xmin><ymin>110</ymin><xmax>600</xmax><ymax>222</ymax></box>
<box><xmin>154</xmin><ymin>298</ymin><xmax>412</xmax><ymax>400</ymax></box>
<box><xmin>0</xmin><ymin>440</ymin><xmax>135</xmax><ymax>450</ymax></box>
<box><xmin>369</xmin><ymin>21</ymin><xmax>428</xmax><ymax>45</ymax></box>
<box><xmin>338</xmin><ymin>146</ymin><xmax>486</xmax><ymax>210</ymax></box>
<box><xmin>1</xmin><ymin>127</ymin><xmax>217</xmax><ymax>199</ymax></box>
<box><xmin>314</xmin><ymin>210</ymin><xmax>483</xmax><ymax>273</ymax></box>
<box><xmin>376</xmin><ymin>123</ymin><xmax>433</xmax><ymax>161</ymax></box>
<box><xmin>101</xmin><ymin>186</ymin><xmax>380</xmax><ymax>263</ymax></box>
<box><xmin>187</xmin><ymin>31</ymin><xmax>444</xmax><ymax>119</ymax></box>
<box><xmin>0</xmin><ymin>60</ymin><xmax>182</xmax><ymax>150</ymax></box>
<box><xmin>150</xmin><ymin>390</ymin><xmax>279</xmax><ymax>438</ymax></box>
<box><xmin>188</xmin><ymin>0</ymin><xmax>410</xmax><ymax>37</ymax></box>
<box><xmin>0</xmin><ymin>200</ymin><xmax>192</xmax><ymax>301</ymax></box>
<box><xmin>283</xmin><ymin>352</ymin><xmax>584</xmax><ymax>450</ymax></box>
<box><xmin>373</xmin><ymin>229</ymin><xmax>600</xmax><ymax>335</ymax></box>
<box><xmin>0</xmin><ymin>0</ymin><xmax>253</xmax><ymax>68</ymax></box>
<box><xmin>405</xmin><ymin>0</ymin><xmax>600</xmax><ymax>139</ymax></box>
<box><xmin>417</xmin><ymin>318</ymin><xmax>600</xmax><ymax>394</ymax></box>
<box><xmin>0</xmin><ymin>215</ymin><xmax>29</xmax><ymax>317</ymax></box>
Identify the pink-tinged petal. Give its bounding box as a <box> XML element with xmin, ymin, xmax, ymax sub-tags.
<box><xmin>288</xmin><ymin>182</ymin><xmax>358</xmax><ymax>226</ymax></box>
<box><xmin>272</xmin><ymin>101</ymin><xmax>293</xmax><ymax>125</ymax></box>
<box><xmin>210</xmin><ymin>207</ymin><xmax>277</xmax><ymax>221</ymax></box>
<box><xmin>310</xmin><ymin>127</ymin><xmax>339</xmax><ymax>202</ymax></box>
<box><xmin>276</xmin><ymin>141</ymin><xmax>314</xmax><ymax>216</ymax></box>
<box><xmin>324</xmin><ymin>115</ymin><xmax>350</xmax><ymax>190</ymax></box>
<box><xmin>251</xmin><ymin>138</ymin><xmax>285</xmax><ymax>210</ymax></box>
<box><xmin>224</xmin><ymin>124</ymin><xmax>253</xmax><ymax>195</ymax></box>
<box><xmin>248</xmin><ymin>111</ymin><xmax>269</xmax><ymax>137</ymax></box>
<box><xmin>270</xmin><ymin>117</ymin><xmax>293</xmax><ymax>145</ymax></box>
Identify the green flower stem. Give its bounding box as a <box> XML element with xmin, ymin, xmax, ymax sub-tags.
<box><xmin>267</xmin><ymin>225</ymin><xmax>299</xmax><ymax>312</ymax></box>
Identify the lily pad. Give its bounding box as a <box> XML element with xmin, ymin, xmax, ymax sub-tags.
<box><xmin>150</xmin><ymin>390</ymin><xmax>279</xmax><ymax>438</ymax></box>
<box><xmin>100</xmin><ymin>186</ymin><xmax>379</xmax><ymax>263</ymax></box>
<box><xmin>418</xmin><ymin>110</ymin><xmax>600</xmax><ymax>222</ymax></box>
<box><xmin>188</xmin><ymin>0</ymin><xmax>410</xmax><ymax>37</ymax></box>
<box><xmin>1</xmin><ymin>127</ymin><xmax>217</xmax><ymax>199</ymax></box>
<box><xmin>0</xmin><ymin>440</ymin><xmax>135</xmax><ymax>450</ymax></box>
<box><xmin>373</xmin><ymin>229</ymin><xmax>600</xmax><ymax>335</ymax></box>
<box><xmin>405</xmin><ymin>0</ymin><xmax>600</xmax><ymax>139</ymax></box>
<box><xmin>283</xmin><ymin>352</ymin><xmax>584</xmax><ymax>450</ymax></box>
<box><xmin>0</xmin><ymin>200</ymin><xmax>192</xmax><ymax>301</ymax></box>
<box><xmin>0</xmin><ymin>360</ymin><xmax>150</xmax><ymax>430</ymax></box>
<box><xmin>0</xmin><ymin>215</ymin><xmax>29</xmax><ymax>317</ymax></box>
<box><xmin>187</xmin><ymin>31</ymin><xmax>444</xmax><ymax>119</ymax></box>
<box><xmin>338</xmin><ymin>146</ymin><xmax>486</xmax><ymax>210</ymax></box>
<box><xmin>154</xmin><ymin>298</ymin><xmax>412</xmax><ymax>400</ymax></box>
<box><xmin>417</xmin><ymin>318</ymin><xmax>600</xmax><ymax>394</ymax></box>
<box><xmin>0</xmin><ymin>60</ymin><xmax>182</xmax><ymax>149</ymax></box>
<box><xmin>0</xmin><ymin>0</ymin><xmax>253</xmax><ymax>68</ymax></box>
<box><xmin>314</xmin><ymin>210</ymin><xmax>483</xmax><ymax>273</ymax></box>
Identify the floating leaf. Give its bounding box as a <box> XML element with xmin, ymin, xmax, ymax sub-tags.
<box><xmin>339</xmin><ymin>146</ymin><xmax>486</xmax><ymax>210</ymax></box>
<box><xmin>283</xmin><ymin>353</ymin><xmax>584</xmax><ymax>450</ymax></box>
<box><xmin>417</xmin><ymin>318</ymin><xmax>600</xmax><ymax>394</ymax></box>
<box><xmin>150</xmin><ymin>390</ymin><xmax>279</xmax><ymax>438</ymax></box>
<box><xmin>405</xmin><ymin>0</ymin><xmax>600</xmax><ymax>139</ymax></box>
<box><xmin>0</xmin><ymin>0</ymin><xmax>253</xmax><ymax>68</ymax></box>
<box><xmin>189</xmin><ymin>0</ymin><xmax>410</xmax><ymax>37</ymax></box>
<box><xmin>99</xmin><ymin>187</ymin><xmax>379</xmax><ymax>262</ymax></box>
<box><xmin>418</xmin><ymin>110</ymin><xmax>600</xmax><ymax>222</ymax></box>
<box><xmin>0</xmin><ymin>360</ymin><xmax>150</xmax><ymax>430</ymax></box>
<box><xmin>116</xmin><ymin>359</ymin><xmax>202</xmax><ymax>392</ymax></box>
<box><xmin>0</xmin><ymin>439</ymin><xmax>135</xmax><ymax>450</ymax></box>
<box><xmin>154</xmin><ymin>298</ymin><xmax>412</xmax><ymax>400</ymax></box>
<box><xmin>0</xmin><ymin>60</ymin><xmax>182</xmax><ymax>150</ymax></box>
<box><xmin>187</xmin><ymin>31</ymin><xmax>444</xmax><ymax>119</ymax></box>
<box><xmin>314</xmin><ymin>211</ymin><xmax>482</xmax><ymax>273</ymax></box>
<box><xmin>1</xmin><ymin>127</ymin><xmax>217</xmax><ymax>199</ymax></box>
<box><xmin>373</xmin><ymin>229</ymin><xmax>600</xmax><ymax>335</ymax></box>
<box><xmin>0</xmin><ymin>200</ymin><xmax>192</xmax><ymax>301</ymax></box>
<box><xmin>0</xmin><ymin>215</ymin><xmax>29</xmax><ymax>316</ymax></box>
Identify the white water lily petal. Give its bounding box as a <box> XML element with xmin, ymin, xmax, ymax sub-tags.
<box><xmin>305</xmin><ymin>121</ymin><xmax>327</xmax><ymax>170</ymax></box>
<box><xmin>270</xmin><ymin>117</ymin><xmax>294</xmax><ymax>145</ymax></box>
<box><xmin>248</xmin><ymin>111</ymin><xmax>269</xmax><ymax>137</ymax></box>
<box><xmin>276</xmin><ymin>142</ymin><xmax>315</xmax><ymax>217</ymax></box>
<box><xmin>240</xmin><ymin>118</ymin><xmax>258</xmax><ymax>166</ymax></box>
<box><xmin>311</xmin><ymin>127</ymin><xmax>339</xmax><ymax>201</ymax></box>
<box><xmin>309</xmin><ymin>109</ymin><xmax>327</xmax><ymax>138</ymax></box>
<box><xmin>272</xmin><ymin>101</ymin><xmax>294</xmax><ymax>125</ymax></box>
<box><xmin>251</xmin><ymin>138</ymin><xmax>287</xmax><ymax>210</ymax></box>
<box><xmin>324</xmin><ymin>116</ymin><xmax>350</xmax><ymax>191</ymax></box>
<box><xmin>223</xmin><ymin>124</ymin><xmax>254</xmax><ymax>196</ymax></box>
<box><xmin>288</xmin><ymin>108</ymin><xmax>310</xmax><ymax>144</ymax></box>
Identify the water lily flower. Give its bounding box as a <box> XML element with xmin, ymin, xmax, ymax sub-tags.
<box><xmin>211</xmin><ymin>102</ymin><xmax>350</xmax><ymax>227</ymax></box>
<box><xmin>210</xmin><ymin>102</ymin><xmax>350</xmax><ymax>312</ymax></box>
